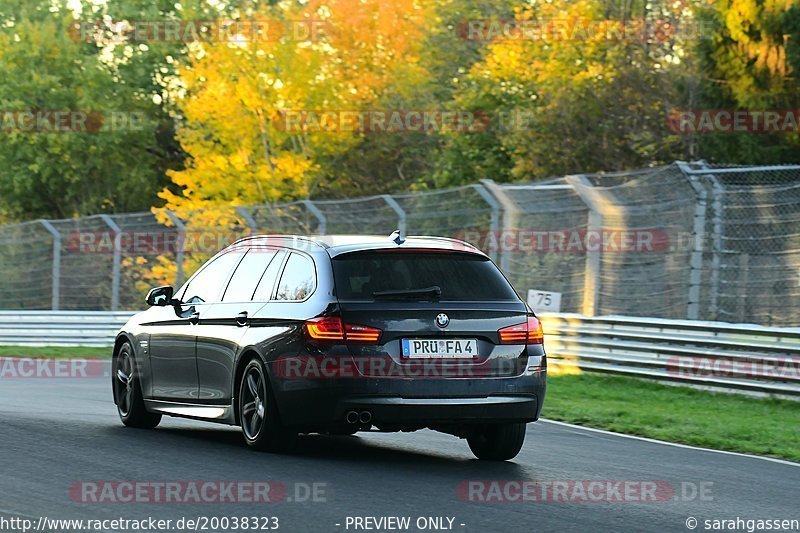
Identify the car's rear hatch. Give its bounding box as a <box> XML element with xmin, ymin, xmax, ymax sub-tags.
<box><xmin>331</xmin><ymin>249</ymin><xmax>530</xmax><ymax>380</ymax></box>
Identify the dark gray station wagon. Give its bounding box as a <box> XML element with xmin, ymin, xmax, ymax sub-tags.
<box><xmin>112</xmin><ymin>233</ymin><xmax>546</xmax><ymax>460</ymax></box>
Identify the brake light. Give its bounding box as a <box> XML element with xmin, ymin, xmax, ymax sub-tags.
<box><xmin>527</xmin><ymin>316</ymin><xmax>544</xmax><ymax>344</ymax></box>
<box><xmin>304</xmin><ymin>316</ymin><xmax>345</xmax><ymax>341</ymax></box>
<box><xmin>303</xmin><ymin>317</ymin><xmax>382</xmax><ymax>344</ymax></box>
<box><xmin>498</xmin><ymin>316</ymin><xmax>544</xmax><ymax>345</ymax></box>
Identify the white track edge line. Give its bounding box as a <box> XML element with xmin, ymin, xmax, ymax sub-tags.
<box><xmin>538</xmin><ymin>419</ymin><xmax>800</xmax><ymax>468</ymax></box>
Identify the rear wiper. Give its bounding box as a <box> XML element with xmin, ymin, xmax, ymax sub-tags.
<box><xmin>372</xmin><ymin>286</ymin><xmax>442</xmax><ymax>300</ymax></box>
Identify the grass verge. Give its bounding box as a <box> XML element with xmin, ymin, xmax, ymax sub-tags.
<box><xmin>0</xmin><ymin>345</ymin><xmax>111</xmax><ymax>358</ymax></box>
<box><xmin>544</xmin><ymin>373</ymin><xmax>800</xmax><ymax>462</ymax></box>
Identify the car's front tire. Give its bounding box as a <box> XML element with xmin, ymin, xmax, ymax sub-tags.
<box><xmin>113</xmin><ymin>341</ymin><xmax>161</xmax><ymax>429</ymax></box>
<box><xmin>239</xmin><ymin>357</ymin><xmax>294</xmax><ymax>452</ymax></box>
<box><xmin>467</xmin><ymin>423</ymin><xmax>526</xmax><ymax>461</ymax></box>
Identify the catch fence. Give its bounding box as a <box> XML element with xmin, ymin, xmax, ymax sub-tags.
<box><xmin>0</xmin><ymin>160</ymin><xmax>798</xmax><ymax>326</ymax></box>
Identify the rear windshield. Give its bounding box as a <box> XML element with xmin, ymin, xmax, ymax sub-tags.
<box><xmin>332</xmin><ymin>251</ymin><xmax>519</xmax><ymax>301</ymax></box>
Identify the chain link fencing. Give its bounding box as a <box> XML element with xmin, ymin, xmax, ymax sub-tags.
<box><xmin>0</xmin><ymin>160</ymin><xmax>798</xmax><ymax>326</ymax></box>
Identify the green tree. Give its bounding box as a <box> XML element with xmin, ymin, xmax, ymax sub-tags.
<box><xmin>692</xmin><ymin>0</ymin><xmax>800</xmax><ymax>164</ymax></box>
<box><xmin>431</xmin><ymin>0</ymin><xmax>691</xmax><ymax>184</ymax></box>
<box><xmin>0</xmin><ymin>0</ymin><xmax>169</xmax><ymax>219</ymax></box>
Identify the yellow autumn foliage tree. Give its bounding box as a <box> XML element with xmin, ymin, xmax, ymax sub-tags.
<box><xmin>160</xmin><ymin>0</ymin><xmax>433</xmax><ymax>216</ymax></box>
<box><xmin>140</xmin><ymin>0</ymin><xmax>433</xmax><ymax>290</ymax></box>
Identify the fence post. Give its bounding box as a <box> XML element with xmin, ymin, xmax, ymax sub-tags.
<box><xmin>165</xmin><ymin>210</ymin><xmax>187</xmax><ymax>288</ymax></box>
<box><xmin>235</xmin><ymin>206</ymin><xmax>258</xmax><ymax>235</ymax></box>
<box><xmin>737</xmin><ymin>253</ymin><xmax>749</xmax><ymax>323</ymax></box>
<box><xmin>479</xmin><ymin>179</ymin><xmax>519</xmax><ymax>273</ymax></box>
<box><xmin>472</xmin><ymin>184</ymin><xmax>501</xmax><ymax>262</ymax></box>
<box><xmin>302</xmin><ymin>200</ymin><xmax>327</xmax><ymax>234</ymax></box>
<box><xmin>694</xmin><ymin>161</ymin><xmax>725</xmax><ymax>321</ymax></box>
<box><xmin>564</xmin><ymin>175</ymin><xmax>604</xmax><ymax>317</ymax></box>
<box><xmin>677</xmin><ymin>161</ymin><xmax>707</xmax><ymax>320</ymax></box>
<box><xmin>709</xmin><ymin>178</ymin><xmax>725</xmax><ymax>321</ymax></box>
<box><xmin>381</xmin><ymin>195</ymin><xmax>406</xmax><ymax>239</ymax></box>
<box><xmin>100</xmin><ymin>214</ymin><xmax>122</xmax><ymax>311</ymax></box>
<box><xmin>38</xmin><ymin>220</ymin><xmax>61</xmax><ymax>310</ymax></box>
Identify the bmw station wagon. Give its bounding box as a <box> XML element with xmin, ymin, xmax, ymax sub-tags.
<box><xmin>112</xmin><ymin>233</ymin><xmax>547</xmax><ymax>460</ymax></box>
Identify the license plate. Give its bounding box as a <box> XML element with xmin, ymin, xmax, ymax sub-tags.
<box><xmin>401</xmin><ymin>338</ymin><xmax>478</xmax><ymax>359</ymax></box>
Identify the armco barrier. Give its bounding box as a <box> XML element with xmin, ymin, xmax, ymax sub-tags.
<box><xmin>1</xmin><ymin>311</ymin><xmax>798</xmax><ymax>396</ymax></box>
<box><xmin>0</xmin><ymin>311</ymin><xmax>131</xmax><ymax>347</ymax></box>
<box><xmin>540</xmin><ymin>313</ymin><xmax>800</xmax><ymax>396</ymax></box>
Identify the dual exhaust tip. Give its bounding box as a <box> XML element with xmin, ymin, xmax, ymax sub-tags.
<box><xmin>346</xmin><ymin>410</ymin><xmax>372</xmax><ymax>425</ymax></box>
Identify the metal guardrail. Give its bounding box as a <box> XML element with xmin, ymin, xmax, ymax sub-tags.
<box><xmin>0</xmin><ymin>311</ymin><xmax>798</xmax><ymax>396</ymax></box>
<box><xmin>540</xmin><ymin>313</ymin><xmax>800</xmax><ymax>396</ymax></box>
<box><xmin>0</xmin><ymin>311</ymin><xmax>131</xmax><ymax>347</ymax></box>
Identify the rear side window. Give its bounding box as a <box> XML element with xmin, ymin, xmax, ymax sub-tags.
<box><xmin>332</xmin><ymin>252</ymin><xmax>519</xmax><ymax>301</ymax></box>
<box><xmin>222</xmin><ymin>248</ymin><xmax>279</xmax><ymax>302</ymax></box>
<box><xmin>275</xmin><ymin>253</ymin><xmax>316</xmax><ymax>301</ymax></box>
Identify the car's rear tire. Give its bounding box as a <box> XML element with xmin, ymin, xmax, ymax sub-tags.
<box><xmin>113</xmin><ymin>341</ymin><xmax>161</xmax><ymax>429</ymax></box>
<box><xmin>239</xmin><ymin>358</ymin><xmax>295</xmax><ymax>452</ymax></box>
<box><xmin>467</xmin><ymin>423</ymin><xmax>526</xmax><ymax>461</ymax></box>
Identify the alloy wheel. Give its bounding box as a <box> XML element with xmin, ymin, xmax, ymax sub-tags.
<box><xmin>241</xmin><ymin>364</ymin><xmax>267</xmax><ymax>440</ymax></box>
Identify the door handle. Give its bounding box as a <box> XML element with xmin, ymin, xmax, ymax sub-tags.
<box><xmin>236</xmin><ymin>311</ymin><xmax>249</xmax><ymax>327</ymax></box>
<box><xmin>189</xmin><ymin>311</ymin><xmax>200</xmax><ymax>325</ymax></box>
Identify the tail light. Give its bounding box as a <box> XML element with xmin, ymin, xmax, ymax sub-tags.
<box><xmin>304</xmin><ymin>316</ymin><xmax>345</xmax><ymax>341</ymax></box>
<box><xmin>497</xmin><ymin>323</ymin><xmax>527</xmax><ymax>344</ymax></box>
<box><xmin>304</xmin><ymin>316</ymin><xmax>382</xmax><ymax>344</ymax></box>
<box><xmin>344</xmin><ymin>324</ymin><xmax>381</xmax><ymax>342</ymax></box>
<box><xmin>528</xmin><ymin>316</ymin><xmax>544</xmax><ymax>344</ymax></box>
<box><xmin>498</xmin><ymin>316</ymin><xmax>544</xmax><ymax>345</ymax></box>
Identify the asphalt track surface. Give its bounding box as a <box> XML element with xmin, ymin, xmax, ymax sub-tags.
<box><xmin>0</xmin><ymin>363</ymin><xmax>797</xmax><ymax>533</ymax></box>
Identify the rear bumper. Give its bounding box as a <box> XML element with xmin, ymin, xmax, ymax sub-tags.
<box><xmin>338</xmin><ymin>394</ymin><xmax>539</xmax><ymax>424</ymax></box>
<box><xmin>269</xmin><ymin>364</ymin><xmax>546</xmax><ymax>429</ymax></box>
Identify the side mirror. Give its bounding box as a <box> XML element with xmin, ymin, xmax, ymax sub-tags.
<box><xmin>146</xmin><ymin>286</ymin><xmax>174</xmax><ymax>307</ymax></box>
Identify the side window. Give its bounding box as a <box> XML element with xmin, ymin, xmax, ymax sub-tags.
<box><xmin>223</xmin><ymin>248</ymin><xmax>279</xmax><ymax>302</ymax></box>
<box><xmin>181</xmin><ymin>251</ymin><xmax>245</xmax><ymax>304</ymax></box>
<box><xmin>275</xmin><ymin>253</ymin><xmax>316</xmax><ymax>301</ymax></box>
<box><xmin>252</xmin><ymin>250</ymin><xmax>287</xmax><ymax>301</ymax></box>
